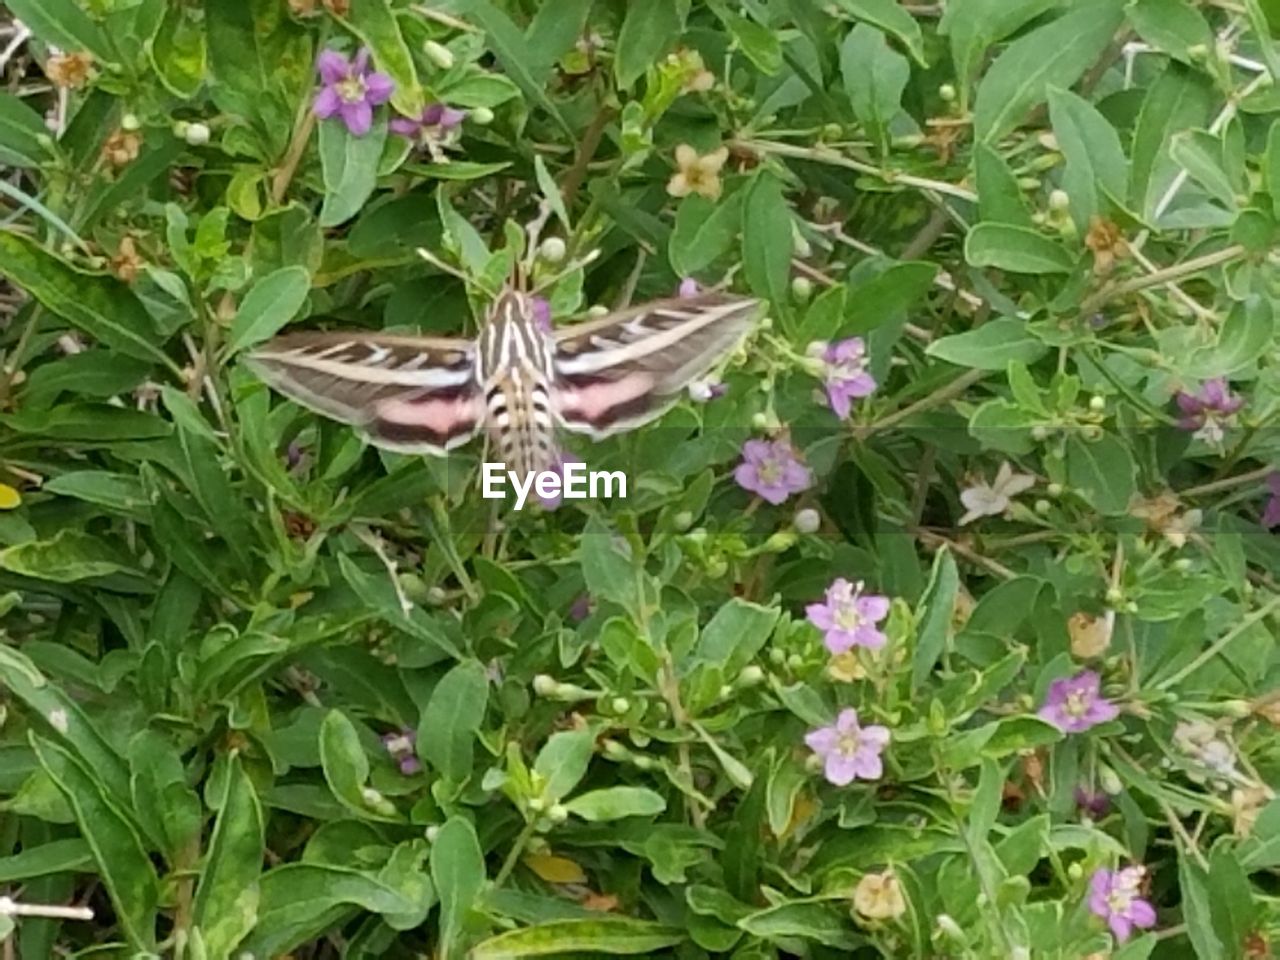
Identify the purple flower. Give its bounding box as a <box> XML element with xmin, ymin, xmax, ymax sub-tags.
<box><xmin>677</xmin><ymin>277</ymin><xmax>700</xmax><ymax>298</ymax></box>
<box><xmin>1075</xmin><ymin>787</ymin><xmax>1111</xmax><ymax>820</ymax></box>
<box><xmin>734</xmin><ymin>438</ymin><xmax>811</xmax><ymax>505</ymax></box>
<box><xmin>537</xmin><ymin>452</ymin><xmax>583</xmax><ymax>510</ymax></box>
<box><xmin>1175</xmin><ymin>377</ymin><xmax>1243</xmax><ymax>444</ymax></box>
<box><xmin>382</xmin><ymin>728</ymin><xmax>421</xmax><ymax>776</ymax></box>
<box><xmin>818</xmin><ymin>338</ymin><xmax>877</xmax><ymax>418</ymax></box>
<box><xmin>1088</xmin><ymin>866</ymin><xmax>1157</xmax><ymax>942</ymax></box>
<box><xmin>805</xmin><ymin>578</ymin><xmax>890</xmax><ymax>653</ymax></box>
<box><xmin>1262</xmin><ymin>472</ymin><xmax>1280</xmax><ymax>529</ymax></box>
<box><xmin>805</xmin><ymin>708</ymin><xmax>890</xmax><ymax>785</ymax></box>
<box><xmin>1038</xmin><ymin>670</ymin><xmax>1120</xmax><ymax>733</ymax></box>
<box><xmin>531</xmin><ymin>296</ymin><xmax>552</xmax><ymax>333</ymax></box>
<box><xmin>314</xmin><ymin>48</ymin><xmax>394</xmax><ymax>136</ymax></box>
<box><xmin>390</xmin><ymin>102</ymin><xmax>467</xmax><ymax>142</ymax></box>
<box><xmin>568</xmin><ymin>593</ymin><xmax>592</xmax><ymax>622</ymax></box>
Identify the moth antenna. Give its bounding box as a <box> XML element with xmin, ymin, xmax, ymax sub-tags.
<box><xmin>531</xmin><ymin>247</ymin><xmax>602</xmax><ymax>295</ymax></box>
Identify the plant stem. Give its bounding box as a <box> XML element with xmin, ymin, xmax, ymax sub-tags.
<box><xmin>1079</xmin><ymin>245</ymin><xmax>1247</xmax><ymax>315</ymax></box>
<box><xmin>1155</xmin><ymin>594</ymin><xmax>1280</xmax><ymax>691</ymax></box>
<box><xmin>494</xmin><ymin>819</ymin><xmax>538</xmax><ymax>885</ymax></box>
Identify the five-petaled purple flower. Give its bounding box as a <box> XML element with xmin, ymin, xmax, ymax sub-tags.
<box><xmin>314</xmin><ymin>48</ymin><xmax>394</xmax><ymax>136</ymax></box>
<box><xmin>806</xmin><ymin>578</ymin><xmax>890</xmax><ymax>653</ymax></box>
<box><xmin>820</xmin><ymin>338</ymin><xmax>877</xmax><ymax>418</ymax></box>
<box><xmin>805</xmin><ymin>708</ymin><xmax>890</xmax><ymax>785</ymax></box>
<box><xmin>1088</xmin><ymin>866</ymin><xmax>1157</xmax><ymax>943</ymax></box>
<box><xmin>390</xmin><ymin>102</ymin><xmax>466</xmax><ymax>143</ymax></box>
<box><xmin>381</xmin><ymin>728</ymin><xmax>421</xmax><ymax>776</ymax></box>
<box><xmin>1175</xmin><ymin>377</ymin><xmax>1243</xmax><ymax>444</ymax></box>
<box><xmin>1261</xmin><ymin>472</ymin><xmax>1280</xmax><ymax>529</ymax></box>
<box><xmin>734</xmin><ymin>438</ymin><xmax>811</xmax><ymax>505</ymax></box>
<box><xmin>1038</xmin><ymin>670</ymin><xmax>1119</xmax><ymax>733</ymax></box>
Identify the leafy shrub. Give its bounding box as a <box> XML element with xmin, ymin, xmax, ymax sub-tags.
<box><xmin>0</xmin><ymin>0</ymin><xmax>1278</xmax><ymax>957</ymax></box>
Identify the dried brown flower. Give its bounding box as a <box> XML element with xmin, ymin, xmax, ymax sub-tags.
<box><xmin>1085</xmin><ymin>216</ymin><xmax>1128</xmax><ymax>277</ymax></box>
<box><xmin>102</xmin><ymin>129</ymin><xmax>142</xmax><ymax>169</ymax></box>
<box><xmin>45</xmin><ymin>51</ymin><xmax>94</xmax><ymax>89</ymax></box>
<box><xmin>110</xmin><ymin>236</ymin><xmax>144</xmax><ymax>283</ymax></box>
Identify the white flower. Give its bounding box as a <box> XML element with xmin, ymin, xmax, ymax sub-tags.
<box><xmin>958</xmin><ymin>462</ymin><xmax>1035</xmax><ymax>525</ymax></box>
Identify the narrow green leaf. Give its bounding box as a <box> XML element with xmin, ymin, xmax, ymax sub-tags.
<box><xmin>344</xmin><ymin>0</ymin><xmax>423</xmax><ymax>117</ymax></box>
<box><xmin>615</xmin><ymin>0</ymin><xmax>685</xmax><ymax>88</ymax></box>
<box><xmin>471</xmin><ymin>918</ymin><xmax>685</xmax><ymax>958</ymax></box>
<box><xmin>0</xmin><ymin>94</ymin><xmax>54</xmax><ymax>167</ymax></box>
<box><xmin>30</xmin><ymin>735</ymin><xmax>158</xmax><ymax>951</ymax></box>
<box><xmin>974</xmin><ymin>143</ymin><xmax>1034</xmax><ymax>226</ymax></box>
<box><xmin>1065</xmin><ymin>434</ymin><xmax>1136</xmax><ymax>515</ymax></box>
<box><xmin>533</xmin><ymin>728</ymin><xmax>596</xmax><ymax>803</ymax></box>
<box><xmin>973</xmin><ymin>2</ymin><xmax>1125</xmax><ymax>143</ymax></box>
<box><xmin>1048</xmin><ymin>86</ymin><xmax>1129</xmax><ymax>230</ymax></box>
<box><xmin>911</xmin><ymin>547</ymin><xmax>959</xmax><ymax>690</ymax></box>
<box><xmin>830</xmin><ymin>0</ymin><xmax>926</xmax><ymax>64</ymax></box>
<box><xmin>1178</xmin><ymin>853</ymin><xmax>1225</xmax><ymax>959</ymax></box>
<box><xmin>225</xmin><ymin>266</ymin><xmax>312</xmax><ymax>355</ymax></box>
<box><xmin>840</xmin><ymin>23</ymin><xmax>910</xmax><ymax>155</ymax></box>
<box><xmin>1126</xmin><ymin>0</ymin><xmax>1214</xmax><ymax>64</ymax></box>
<box><xmin>6</xmin><ymin>0</ymin><xmax>115</xmax><ymax>62</ymax></box>
<box><xmin>418</xmin><ymin>660</ymin><xmax>489</xmax><ymax>781</ymax></box>
<box><xmin>1129</xmin><ymin>63</ymin><xmax>1213</xmax><ymax>218</ymax></box>
<box><xmin>563</xmin><ymin>787</ymin><xmax>667</xmax><ymax>822</ymax></box>
<box><xmin>694</xmin><ymin>598</ymin><xmax>779</xmax><ymax>676</ymax></box>
<box><xmin>321</xmin><ymin>710</ymin><xmax>404</xmax><ymax>822</ymax></box>
<box><xmin>193</xmin><ymin>753</ymin><xmax>264</xmax><ymax>958</ymax></box>
<box><xmin>965</xmin><ymin>223</ymin><xmax>1077</xmax><ymax>275</ymax></box>
<box><xmin>939</xmin><ymin>0</ymin><xmax>1057</xmax><ymax>107</ymax></box>
<box><xmin>431</xmin><ymin>817</ymin><xmax>486</xmax><ymax>960</ymax></box>
<box><xmin>1169</xmin><ymin>129</ymin><xmax>1239</xmax><ymax>208</ymax></box>
<box><xmin>742</xmin><ymin>171</ymin><xmax>792</xmax><ymax>305</ymax></box>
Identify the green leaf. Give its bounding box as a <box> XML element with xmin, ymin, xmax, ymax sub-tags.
<box><xmin>1178</xmin><ymin>853</ymin><xmax>1224</xmax><ymax>959</ymax></box>
<box><xmin>321</xmin><ymin>710</ymin><xmax>403</xmax><ymax>822</ymax></box>
<box><xmin>431</xmin><ymin>817</ymin><xmax>486</xmax><ymax>960</ymax></box>
<box><xmin>458</xmin><ymin>0</ymin><xmax>573</xmax><ymax>136</ymax></box>
<box><xmin>1267</xmin><ymin>122</ymin><xmax>1280</xmax><ymax>220</ymax></box>
<box><xmin>939</xmin><ymin>0</ymin><xmax>1057</xmax><ymax>107</ymax></box>
<box><xmin>694</xmin><ymin>598</ymin><xmax>779</xmax><ymax>676</ymax></box>
<box><xmin>973</xmin><ymin>1</ymin><xmax>1126</xmax><ymax>143</ymax></box>
<box><xmin>1065</xmin><ymin>433</ymin><xmax>1136</xmax><ymax>515</ymax></box>
<box><xmin>470</xmin><ymin>918</ymin><xmax>685</xmax><ymax>958</ymax></box>
<box><xmin>579</xmin><ymin>518</ymin><xmax>642</xmax><ymax>614</ymax></box>
<box><xmin>912</xmin><ymin>547</ymin><xmax>959</xmax><ymax>691</ymax></box>
<box><xmin>404</xmin><ymin>160</ymin><xmax>514</xmax><ymax>181</ymax></box>
<box><xmin>1048</xmin><ymin>86</ymin><xmax>1129</xmax><ymax>230</ymax></box>
<box><xmin>148</xmin><ymin>2</ymin><xmax>207</xmax><ymax>98</ymax></box>
<box><xmin>0</xmin><ymin>529</ymin><xmax>141</xmax><ymax>583</ymax></box>
<box><xmin>738</xmin><ymin>900</ymin><xmax>860</xmax><ymax>949</ymax></box>
<box><xmin>1129</xmin><ymin>63</ymin><xmax>1213</xmax><ymax>219</ymax></box>
<box><xmin>927</xmin><ymin>318</ymin><xmax>1049</xmax><ymax>370</ymax></box>
<box><xmin>670</xmin><ymin>193</ymin><xmax>744</xmax><ymax>278</ymax></box>
<box><xmin>526</xmin><ymin>0</ymin><xmax>595</xmax><ymax>77</ymax></box>
<box><xmin>6</xmin><ymin>0</ymin><xmax>114</xmax><ymax>62</ymax></box>
<box><xmin>564</xmin><ymin>787</ymin><xmax>667</xmax><ymax>822</ymax></box>
<box><xmin>0</xmin><ymin>839</ymin><xmax>93</xmax><ymax>883</ymax></box>
<box><xmin>709</xmin><ymin>4</ymin><xmax>782</xmax><ymax>75</ymax></box>
<box><xmin>30</xmin><ymin>735</ymin><xmax>159</xmax><ymax>951</ymax></box>
<box><xmin>840</xmin><ymin>24</ymin><xmax>910</xmax><ymax>155</ymax></box>
<box><xmin>965</xmin><ymin>223</ymin><xmax>1077</xmax><ymax>275</ymax></box>
<box><xmin>830</xmin><ymin>0</ymin><xmax>926</xmax><ymax>65</ymax></box>
<box><xmin>742</xmin><ymin>171</ymin><xmax>792</xmax><ymax>306</ymax></box>
<box><xmin>974</xmin><ymin>143</ymin><xmax>1034</xmax><ymax>226</ymax></box>
<box><xmin>839</xmin><ymin>261</ymin><xmax>938</xmax><ymax>334</ymax></box>
<box><xmin>225</xmin><ymin>266</ymin><xmax>312</xmax><ymax>355</ymax></box>
<box><xmin>0</xmin><ymin>94</ymin><xmax>54</xmax><ymax>168</ymax></box>
<box><xmin>127</xmin><ymin>730</ymin><xmax>201</xmax><ymax>859</ymax></box>
<box><xmin>344</xmin><ymin>0</ymin><xmax>423</xmax><ymax>117</ymax></box>
<box><xmin>1169</xmin><ymin>129</ymin><xmax>1239</xmax><ymax>208</ymax></box>
<box><xmin>615</xmin><ymin>0</ymin><xmax>686</xmax><ymax>89</ymax></box>
<box><xmin>533</xmin><ymin>728</ymin><xmax>596</xmax><ymax>804</ymax></box>
<box><xmin>193</xmin><ymin>753</ymin><xmax>264</xmax><ymax>958</ymax></box>
<box><xmin>1126</xmin><ymin>0</ymin><xmax>1214</xmax><ymax>64</ymax></box>
<box><xmin>319</xmin><ymin>114</ymin><xmax>390</xmax><ymax>228</ymax></box>
<box><xmin>0</xmin><ymin>232</ymin><xmax>171</xmax><ymax>368</ymax></box>
<box><xmin>418</xmin><ymin>660</ymin><xmax>489</xmax><ymax>781</ymax></box>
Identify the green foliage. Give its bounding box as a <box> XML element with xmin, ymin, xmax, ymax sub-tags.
<box><xmin>0</xmin><ymin>0</ymin><xmax>1277</xmax><ymax>958</ymax></box>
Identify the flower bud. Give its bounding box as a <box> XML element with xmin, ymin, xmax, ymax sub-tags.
<box><xmin>1049</xmin><ymin>189</ymin><xmax>1071</xmax><ymax>212</ymax></box>
<box><xmin>1031</xmin><ymin>424</ymin><xmax>1050</xmax><ymax>441</ymax></box>
<box><xmin>1221</xmin><ymin>699</ymin><xmax>1250</xmax><ymax>718</ymax></box>
<box><xmin>610</xmin><ymin>697</ymin><xmax>630</xmax><ymax>714</ymax></box>
<box><xmin>548</xmin><ymin>803</ymin><xmax>569</xmax><ymax>823</ymax></box>
<box><xmin>1105</xmin><ymin>586</ymin><xmax>1124</xmax><ymax>605</ymax></box>
<box><xmin>426</xmin><ymin>586</ymin><xmax>447</xmax><ymax>606</ymax></box>
<box><xmin>1174</xmin><ymin>557</ymin><xmax>1192</xmax><ymax>572</ymax></box>
<box><xmin>532</xmin><ymin>674</ymin><xmax>559</xmax><ymax>696</ymax></box>
<box><xmin>718</xmin><ymin>684</ymin><xmax>734</xmax><ymax>700</ymax></box>
<box><xmin>762</xmin><ymin>530</ymin><xmax>797</xmax><ymax>553</ymax></box>
<box><xmin>538</xmin><ymin>236</ymin><xmax>566</xmax><ymax>263</ymax></box>
<box><xmin>121</xmin><ymin>112</ymin><xmax>141</xmax><ymax>131</ymax></box>
<box><xmin>939</xmin><ymin>83</ymin><xmax>957</xmax><ymax>102</ymax></box>
<box><xmin>769</xmin><ymin>648</ymin><xmax>786</xmax><ymax>665</ymax></box>
<box><xmin>786</xmin><ymin>653</ymin><xmax>803</xmax><ymax>670</ymax></box>
<box><xmin>172</xmin><ymin>120</ymin><xmax>190</xmax><ymax>139</ymax></box>
<box><xmin>1034</xmin><ymin>499</ymin><xmax>1051</xmax><ymax>515</ymax></box>
<box><xmin>425</xmin><ymin>825</ymin><xmax>440</xmax><ymax>842</ymax></box>
<box><xmin>1017</xmin><ymin>176</ymin><xmax>1041</xmax><ymax>190</ymax></box>
<box><xmin>527</xmin><ymin>796</ymin><xmax>545</xmax><ymax>812</ymax></box>
<box><xmin>793</xmin><ymin>507</ymin><xmax>821</xmax><ymax>534</ymax></box>
<box><xmin>471</xmin><ymin>106</ymin><xmax>494</xmax><ymax>125</ymax></box>
<box><xmin>705</xmin><ymin>557</ymin><xmax>728</xmax><ymax>578</ymax></box>
<box><xmin>587</xmin><ymin>304</ymin><xmax>609</xmax><ymax>317</ymax></box>
<box><xmin>1089</xmin><ymin>394</ymin><xmax>1106</xmax><ymax>413</ymax></box>
<box><xmin>751</xmin><ymin>411</ymin><xmax>770</xmax><ymax>429</ymax></box>
<box><xmin>1047</xmin><ymin>482</ymin><xmax>1063</xmax><ymax>497</ymax></box>
<box><xmin>686</xmin><ymin>527</ymin><xmax>707</xmax><ymax>545</ymax></box>
<box><xmin>792</xmin><ymin>226</ymin><xmax>812</xmax><ymax>258</ymax></box>
<box><xmin>184</xmin><ymin>122</ymin><xmax>210</xmax><ymax>146</ymax></box>
<box><xmin>935</xmin><ymin>914</ymin><xmax>964</xmax><ymax>941</ymax></box>
<box><xmin>423</xmin><ymin>39</ymin><xmax>455</xmax><ymax>70</ymax></box>
<box><xmin>737</xmin><ymin>665</ymin><xmax>765</xmax><ymax>687</ymax></box>
<box><xmin>791</xmin><ymin>276</ymin><xmax>813</xmax><ymax>303</ymax></box>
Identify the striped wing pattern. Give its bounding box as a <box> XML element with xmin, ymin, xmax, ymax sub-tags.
<box><xmin>247</xmin><ymin>290</ymin><xmax>759</xmax><ymax>475</ymax></box>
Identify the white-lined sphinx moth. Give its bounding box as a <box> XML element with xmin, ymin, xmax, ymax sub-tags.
<box><xmin>246</xmin><ymin>286</ymin><xmax>761</xmax><ymax>478</ymax></box>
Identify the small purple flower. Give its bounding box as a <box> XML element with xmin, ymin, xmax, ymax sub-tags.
<box><xmin>677</xmin><ymin>277</ymin><xmax>700</xmax><ymax>298</ymax></box>
<box><xmin>382</xmin><ymin>728</ymin><xmax>421</xmax><ymax>776</ymax></box>
<box><xmin>1075</xmin><ymin>787</ymin><xmax>1111</xmax><ymax>820</ymax></box>
<box><xmin>1088</xmin><ymin>866</ymin><xmax>1157</xmax><ymax>942</ymax></box>
<box><xmin>805</xmin><ymin>578</ymin><xmax>890</xmax><ymax>653</ymax></box>
<box><xmin>734</xmin><ymin>438</ymin><xmax>811</xmax><ymax>505</ymax></box>
<box><xmin>1175</xmin><ymin>377</ymin><xmax>1243</xmax><ymax>444</ymax></box>
<box><xmin>531</xmin><ymin>296</ymin><xmax>552</xmax><ymax>333</ymax></box>
<box><xmin>313</xmin><ymin>49</ymin><xmax>395</xmax><ymax>137</ymax></box>
<box><xmin>390</xmin><ymin>102</ymin><xmax>467</xmax><ymax>142</ymax></box>
<box><xmin>805</xmin><ymin>708</ymin><xmax>890</xmax><ymax>785</ymax></box>
<box><xmin>818</xmin><ymin>338</ymin><xmax>877</xmax><ymax>418</ymax></box>
<box><xmin>1262</xmin><ymin>472</ymin><xmax>1280</xmax><ymax>529</ymax></box>
<box><xmin>537</xmin><ymin>452</ymin><xmax>583</xmax><ymax>511</ymax></box>
<box><xmin>1038</xmin><ymin>670</ymin><xmax>1120</xmax><ymax>733</ymax></box>
<box><xmin>568</xmin><ymin>593</ymin><xmax>592</xmax><ymax>622</ymax></box>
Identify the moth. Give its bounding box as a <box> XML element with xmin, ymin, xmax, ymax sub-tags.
<box><xmin>246</xmin><ymin>282</ymin><xmax>760</xmax><ymax>478</ymax></box>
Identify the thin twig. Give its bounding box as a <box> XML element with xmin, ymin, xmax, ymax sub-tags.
<box><xmin>1079</xmin><ymin>245</ymin><xmax>1247</xmax><ymax>315</ymax></box>
<box><xmin>0</xmin><ymin>896</ymin><xmax>93</xmax><ymax>921</ymax></box>
<box><xmin>1155</xmin><ymin>594</ymin><xmax>1280</xmax><ymax>691</ymax></box>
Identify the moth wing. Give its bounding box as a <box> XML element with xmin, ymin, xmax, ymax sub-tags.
<box><xmin>550</xmin><ymin>293</ymin><xmax>760</xmax><ymax>438</ymax></box>
<box><xmin>246</xmin><ymin>332</ymin><xmax>483</xmax><ymax>455</ymax></box>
